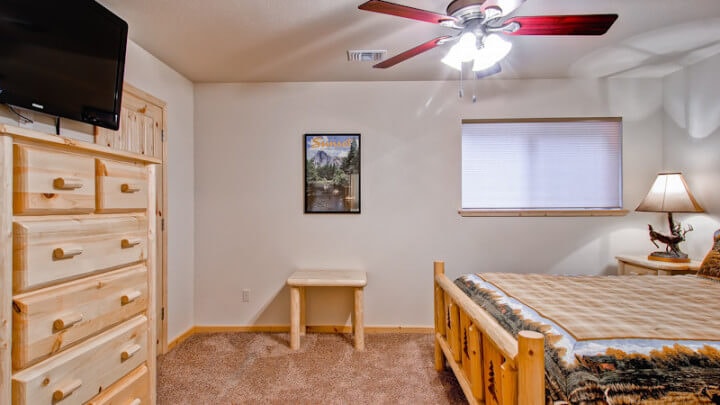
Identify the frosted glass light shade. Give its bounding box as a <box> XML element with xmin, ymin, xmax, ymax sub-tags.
<box><xmin>442</xmin><ymin>32</ymin><xmax>478</xmax><ymax>71</ymax></box>
<box><xmin>473</xmin><ymin>34</ymin><xmax>512</xmax><ymax>71</ymax></box>
<box><xmin>441</xmin><ymin>48</ymin><xmax>463</xmax><ymax>71</ymax></box>
<box><xmin>455</xmin><ymin>32</ymin><xmax>479</xmax><ymax>62</ymax></box>
<box><xmin>635</xmin><ymin>172</ymin><xmax>704</xmax><ymax>213</ymax></box>
<box><xmin>443</xmin><ymin>33</ymin><xmax>512</xmax><ymax>72</ymax></box>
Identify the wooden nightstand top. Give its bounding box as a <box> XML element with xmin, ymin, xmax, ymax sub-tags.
<box><xmin>616</xmin><ymin>255</ymin><xmax>702</xmax><ymax>271</ymax></box>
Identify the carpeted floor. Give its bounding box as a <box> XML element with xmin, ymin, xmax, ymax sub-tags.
<box><xmin>158</xmin><ymin>332</ymin><xmax>466</xmax><ymax>404</ymax></box>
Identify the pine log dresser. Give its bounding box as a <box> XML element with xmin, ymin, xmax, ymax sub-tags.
<box><xmin>0</xmin><ymin>124</ymin><xmax>159</xmax><ymax>405</ymax></box>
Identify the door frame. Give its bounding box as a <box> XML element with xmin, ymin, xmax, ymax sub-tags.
<box><xmin>94</xmin><ymin>83</ymin><xmax>169</xmax><ymax>354</ymax></box>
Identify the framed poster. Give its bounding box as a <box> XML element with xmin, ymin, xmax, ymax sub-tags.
<box><xmin>304</xmin><ymin>134</ymin><xmax>360</xmax><ymax>214</ymax></box>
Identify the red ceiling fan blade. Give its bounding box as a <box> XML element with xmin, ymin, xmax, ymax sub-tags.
<box><xmin>373</xmin><ymin>36</ymin><xmax>452</xmax><ymax>69</ymax></box>
<box><xmin>359</xmin><ymin>0</ymin><xmax>456</xmax><ymax>25</ymax></box>
<box><xmin>504</xmin><ymin>14</ymin><xmax>618</xmax><ymax>35</ymax></box>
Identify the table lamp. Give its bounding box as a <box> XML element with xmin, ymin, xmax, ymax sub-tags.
<box><xmin>635</xmin><ymin>172</ymin><xmax>704</xmax><ymax>263</ymax></box>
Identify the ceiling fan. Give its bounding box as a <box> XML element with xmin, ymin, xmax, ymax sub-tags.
<box><xmin>358</xmin><ymin>0</ymin><xmax>618</xmax><ymax>76</ymax></box>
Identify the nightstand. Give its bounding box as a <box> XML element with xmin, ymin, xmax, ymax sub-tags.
<box><xmin>616</xmin><ymin>255</ymin><xmax>701</xmax><ymax>276</ymax></box>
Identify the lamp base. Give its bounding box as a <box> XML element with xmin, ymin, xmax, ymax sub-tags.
<box><xmin>647</xmin><ymin>252</ymin><xmax>691</xmax><ymax>263</ymax></box>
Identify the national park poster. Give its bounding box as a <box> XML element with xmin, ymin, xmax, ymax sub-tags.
<box><xmin>304</xmin><ymin>134</ymin><xmax>360</xmax><ymax>213</ymax></box>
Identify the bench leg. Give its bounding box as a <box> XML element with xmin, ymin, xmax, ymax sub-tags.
<box><xmin>299</xmin><ymin>287</ymin><xmax>306</xmax><ymax>336</ymax></box>
<box><xmin>290</xmin><ymin>286</ymin><xmax>300</xmax><ymax>349</ymax></box>
<box><xmin>354</xmin><ymin>287</ymin><xmax>364</xmax><ymax>351</ymax></box>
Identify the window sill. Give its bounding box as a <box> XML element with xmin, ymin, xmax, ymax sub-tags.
<box><xmin>458</xmin><ymin>209</ymin><xmax>629</xmax><ymax>217</ymax></box>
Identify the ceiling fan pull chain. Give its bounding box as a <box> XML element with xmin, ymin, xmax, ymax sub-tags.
<box><xmin>458</xmin><ymin>65</ymin><xmax>464</xmax><ymax>98</ymax></box>
<box><xmin>472</xmin><ymin>77</ymin><xmax>478</xmax><ymax>103</ymax></box>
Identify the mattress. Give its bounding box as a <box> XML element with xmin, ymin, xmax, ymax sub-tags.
<box><xmin>454</xmin><ymin>273</ymin><xmax>720</xmax><ymax>404</ymax></box>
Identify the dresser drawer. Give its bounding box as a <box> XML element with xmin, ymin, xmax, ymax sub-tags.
<box><xmin>12</xmin><ymin>264</ymin><xmax>148</xmax><ymax>369</ymax></box>
<box><xmin>96</xmin><ymin>159</ymin><xmax>149</xmax><ymax>213</ymax></box>
<box><xmin>13</xmin><ymin>216</ymin><xmax>148</xmax><ymax>292</ymax></box>
<box><xmin>86</xmin><ymin>364</ymin><xmax>149</xmax><ymax>405</ymax></box>
<box><xmin>13</xmin><ymin>145</ymin><xmax>95</xmax><ymax>215</ymax></box>
<box><xmin>12</xmin><ymin>315</ymin><xmax>148</xmax><ymax>405</ymax></box>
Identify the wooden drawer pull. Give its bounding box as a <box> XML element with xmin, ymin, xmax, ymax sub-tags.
<box><xmin>53</xmin><ymin>177</ymin><xmax>84</xmax><ymax>190</ymax></box>
<box><xmin>129</xmin><ymin>399</ymin><xmax>142</xmax><ymax>405</ymax></box>
<box><xmin>121</xmin><ymin>183</ymin><xmax>141</xmax><ymax>193</ymax></box>
<box><xmin>121</xmin><ymin>238</ymin><xmax>142</xmax><ymax>249</ymax></box>
<box><xmin>52</xmin><ymin>379</ymin><xmax>82</xmax><ymax>401</ymax></box>
<box><xmin>53</xmin><ymin>313</ymin><xmax>84</xmax><ymax>331</ymax></box>
<box><xmin>53</xmin><ymin>246</ymin><xmax>83</xmax><ymax>260</ymax></box>
<box><xmin>121</xmin><ymin>290</ymin><xmax>142</xmax><ymax>305</ymax></box>
<box><xmin>121</xmin><ymin>344</ymin><xmax>142</xmax><ymax>361</ymax></box>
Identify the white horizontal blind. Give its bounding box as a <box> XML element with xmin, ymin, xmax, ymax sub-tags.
<box><xmin>462</xmin><ymin>119</ymin><xmax>622</xmax><ymax>210</ymax></box>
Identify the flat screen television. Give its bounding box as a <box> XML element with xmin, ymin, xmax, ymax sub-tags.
<box><xmin>0</xmin><ymin>0</ymin><xmax>128</xmax><ymax>131</ymax></box>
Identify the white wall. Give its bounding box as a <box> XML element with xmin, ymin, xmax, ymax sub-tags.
<box><xmin>193</xmin><ymin>77</ymin><xmax>674</xmax><ymax>328</ymax></box>
<box><xmin>123</xmin><ymin>41</ymin><xmax>196</xmax><ymax>342</ymax></box>
<box><xmin>661</xmin><ymin>53</ymin><xmax>720</xmax><ymax>257</ymax></box>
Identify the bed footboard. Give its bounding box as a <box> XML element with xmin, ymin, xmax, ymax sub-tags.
<box><xmin>433</xmin><ymin>261</ymin><xmax>544</xmax><ymax>405</ymax></box>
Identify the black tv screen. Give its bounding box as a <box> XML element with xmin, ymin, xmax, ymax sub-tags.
<box><xmin>0</xmin><ymin>0</ymin><xmax>128</xmax><ymax>130</ymax></box>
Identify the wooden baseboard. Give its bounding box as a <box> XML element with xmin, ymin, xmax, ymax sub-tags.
<box><xmin>365</xmin><ymin>326</ymin><xmax>433</xmax><ymax>334</ymax></box>
<box><xmin>166</xmin><ymin>325</ymin><xmax>433</xmax><ymax>350</ymax></box>
<box><xmin>167</xmin><ymin>326</ymin><xmax>196</xmax><ymax>351</ymax></box>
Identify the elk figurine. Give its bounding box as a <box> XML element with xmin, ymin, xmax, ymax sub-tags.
<box><xmin>648</xmin><ymin>222</ymin><xmax>694</xmax><ymax>260</ymax></box>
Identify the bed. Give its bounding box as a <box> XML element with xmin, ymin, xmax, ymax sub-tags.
<box><xmin>432</xmin><ymin>234</ymin><xmax>720</xmax><ymax>405</ymax></box>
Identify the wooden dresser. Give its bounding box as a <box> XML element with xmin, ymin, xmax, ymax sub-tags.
<box><xmin>0</xmin><ymin>124</ymin><xmax>159</xmax><ymax>404</ymax></box>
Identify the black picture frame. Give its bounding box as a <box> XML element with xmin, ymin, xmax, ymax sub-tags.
<box><xmin>304</xmin><ymin>134</ymin><xmax>361</xmax><ymax>214</ymax></box>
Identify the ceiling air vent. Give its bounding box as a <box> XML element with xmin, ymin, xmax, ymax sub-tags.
<box><xmin>347</xmin><ymin>50</ymin><xmax>386</xmax><ymax>62</ymax></box>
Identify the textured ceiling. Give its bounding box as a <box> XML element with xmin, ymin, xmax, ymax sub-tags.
<box><xmin>97</xmin><ymin>0</ymin><xmax>720</xmax><ymax>83</ymax></box>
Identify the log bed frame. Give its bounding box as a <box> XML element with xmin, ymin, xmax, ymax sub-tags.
<box><xmin>433</xmin><ymin>261</ymin><xmax>546</xmax><ymax>405</ymax></box>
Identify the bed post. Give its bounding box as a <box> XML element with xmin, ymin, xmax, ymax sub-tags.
<box><xmin>517</xmin><ymin>330</ymin><xmax>545</xmax><ymax>405</ymax></box>
<box><xmin>433</xmin><ymin>261</ymin><xmax>446</xmax><ymax>371</ymax></box>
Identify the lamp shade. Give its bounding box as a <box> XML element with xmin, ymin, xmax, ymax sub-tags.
<box><xmin>635</xmin><ymin>172</ymin><xmax>704</xmax><ymax>213</ymax></box>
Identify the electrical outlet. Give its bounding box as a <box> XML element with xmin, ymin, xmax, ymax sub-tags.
<box><xmin>241</xmin><ymin>289</ymin><xmax>250</xmax><ymax>303</ymax></box>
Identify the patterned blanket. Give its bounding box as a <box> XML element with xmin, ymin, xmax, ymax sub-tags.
<box><xmin>455</xmin><ymin>274</ymin><xmax>720</xmax><ymax>404</ymax></box>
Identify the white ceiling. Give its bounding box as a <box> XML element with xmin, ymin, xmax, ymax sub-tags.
<box><xmin>97</xmin><ymin>0</ymin><xmax>720</xmax><ymax>83</ymax></box>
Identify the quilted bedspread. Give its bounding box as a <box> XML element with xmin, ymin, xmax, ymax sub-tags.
<box><xmin>454</xmin><ymin>273</ymin><xmax>720</xmax><ymax>404</ymax></box>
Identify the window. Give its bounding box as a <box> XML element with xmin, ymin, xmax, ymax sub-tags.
<box><xmin>461</xmin><ymin>118</ymin><xmax>624</xmax><ymax>216</ymax></box>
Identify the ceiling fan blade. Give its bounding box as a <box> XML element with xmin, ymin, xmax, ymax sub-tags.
<box><xmin>359</xmin><ymin>0</ymin><xmax>456</xmax><ymax>25</ymax></box>
<box><xmin>373</xmin><ymin>36</ymin><xmax>453</xmax><ymax>68</ymax></box>
<box><xmin>504</xmin><ymin>14</ymin><xmax>618</xmax><ymax>35</ymax></box>
<box><xmin>475</xmin><ymin>64</ymin><xmax>502</xmax><ymax>79</ymax></box>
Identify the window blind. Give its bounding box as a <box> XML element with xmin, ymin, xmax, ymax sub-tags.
<box><xmin>461</xmin><ymin>119</ymin><xmax>622</xmax><ymax>210</ymax></box>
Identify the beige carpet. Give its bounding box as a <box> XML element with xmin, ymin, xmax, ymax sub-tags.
<box><xmin>158</xmin><ymin>332</ymin><xmax>466</xmax><ymax>404</ymax></box>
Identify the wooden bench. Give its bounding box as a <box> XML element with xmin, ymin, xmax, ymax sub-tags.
<box><xmin>286</xmin><ymin>270</ymin><xmax>367</xmax><ymax>350</ymax></box>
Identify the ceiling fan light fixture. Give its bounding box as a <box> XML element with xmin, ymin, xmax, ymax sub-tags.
<box><xmin>456</xmin><ymin>32</ymin><xmax>479</xmax><ymax>62</ymax></box>
<box><xmin>442</xmin><ymin>32</ymin><xmax>478</xmax><ymax>70</ymax></box>
<box><xmin>472</xmin><ymin>55</ymin><xmax>495</xmax><ymax>72</ymax></box>
<box><xmin>441</xmin><ymin>48</ymin><xmax>463</xmax><ymax>71</ymax></box>
<box><xmin>358</xmin><ymin>0</ymin><xmax>618</xmax><ymax>71</ymax></box>
<box><xmin>472</xmin><ymin>34</ymin><xmax>512</xmax><ymax>71</ymax></box>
